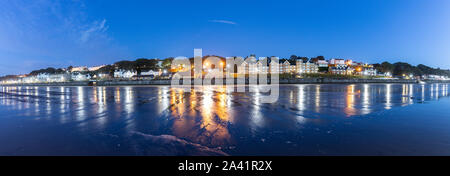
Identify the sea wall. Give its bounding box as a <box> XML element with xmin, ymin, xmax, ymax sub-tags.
<box><xmin>423</xmin><ymin>80</ymin><xmax>450</xmax><ymax>84</ymax></box>
<box><xmin>98</xmin><ymin>79</ymin><xmax>172</xmax><ymax>86</ymax></box>
<box><xmin>279</xmin><ymin>78</ymin><xmax>417</xmax><ymax>84</ymax></box>
<box><xmin>0</xmin><ymin>82</ymin><xmax>90</xmax><ymax>86</ymax></box>
<box><xmin>0</xmin><ymin>78</ymin><xmax>431</xmax><ymax>86</ymax></box>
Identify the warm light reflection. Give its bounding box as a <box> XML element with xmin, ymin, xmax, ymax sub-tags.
<box><xmin>60</xmin><ymin>87</ymin><xmax>65</xmax><ymax>102</ymax></box>
<box><xmin>60</xmin><ymin>87</ymin><xmax>66</xmax><ymax>114</ymax></box>
<box><xmin>314</xmin><ymin>85</ymin><xmax>321</xmax><ymax>113</ymax></box>
<box><xmin>442</xmin><ymin>84</ymin><xmax>446</xmax><ymax>97</ymax></box>
<box><xmin>46</xmin><ymin>87</ymin><xmax>50</xmax><ymax>98</ymax></box>
<box><xmin>171</xmin><ymin>86</ymin><xmax>231</xmax><ymax>146</ymax></box>
<box><xmin>297</xmin><ymin>85</ymin><xmax>305</xmax><ymax>112</ymax></box>
<box><xmin>124</xmin><ymin>86</ymin><xmax>134</xmax><ymax>117</ymax></box>
<box><xmin>1</xmin><ymin>84</ymin><xmax>450</xmax><ymax>149</ymax></box>
<box><xmin>361</xmin><ymin>84</ymin><xmax>371</xmax><ymax>115</ymax></box>
<box><xmin>431</xmin><ymin>84</ymin><xmax>434</xmax><ymax>98</ymax></box>
<box><xmin>344</xmin><ymin>84</ymin><xmax>356</xmax><ymax>116</ymax></box>
<box><xmin>385</xmin><ymin>84</ymin><xmax>392</xmax><ymax>109</ymax></box>
<box><xmin>435</xmin><ymin>84</ymin><xmax>440</xmax><ymax>99</ymax></box>
<box><xmin>401</xmin><ymin>84</ymin><xmax>408</xmax><ymax>104</ymax></box>
<box><xmin>115</xmin><ymin>87</ymin><xmax>121</xmax><ymax>103</ymax></box>
<box><xmin>93</xmin><ymin>86</ymin><xmax>98</xmax><ymax>103</ymax></box>
<box><xmin>409</xmin><ymin>84</ymin><xmax>413</xmax><ymax>104</ymax></box>
<box><xmin>250</xmin><ymin>86</ymin><xmax>263</xmax><ymax>129</ymax></box>
<box><xmin>157</xmin><ymin>86</ymin><xmax>169</xmax><ymax>115</ymax></box>
<box><xmin>34</xmin><ymin>87</ymin><xmax>39</xmax><ymax>96</ymax></box>
<box><xmin>97</xmin><ymin>87</ymin><xmax>107</xmax><ymax>114</ymax></box>
<box><xmin>76</xmin><ymin>86</ymin><xmax>86</xmax><ymax>120</ymax></box>
<box><xmin>46</xmin><ymin>87</ymin><xmax>52</xmax><ymax>115</ymax></box>
<box><xmin>421</xmin><ymin>84</ymin><xmax>425</xmax><ymax>101</ymax></box>
<box><xmin>34</xmin><ymin>87</ymin><xmax>40</xmax><ymax>112</ymax></box>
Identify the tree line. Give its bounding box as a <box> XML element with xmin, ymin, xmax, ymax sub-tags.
<box><xmin>373</xmin><ymin>62</ymin><xmax>450</xmax><ymax>77</ymax></box>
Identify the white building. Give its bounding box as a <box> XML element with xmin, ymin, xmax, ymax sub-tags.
<box><xmin>316</xmin><ymin>60</ymin><xmax>329</xmax><ymax>67</ymax></box>
<box><xmin>280</xmin><ymin>60</ymin><xmax>296</xmax><ymax>73</ymax></box>
<box><xmin>237</xmin><ymin>61</ymin><xmax>247</xmax><ymax>75</ymax></box>
<box><xmin>140</xmin><ymin>70</ymin><xmax>161</xmax><ymax>77</ymax></box>
<box><xmin>114</xmin><ymin>69</ymin><xmax>137</xmax><ymax>78</ymax></box>
<box><xmin>71</xmin><ymin>72</ymin><xmax>92</xmax><ymax>81</ymax></box>
<box><xmin>329</xmin><ymin>65</ymin><xmax>354</xmax><ymax>75</ymax></box>
<box><xmin>96</xmin><ymin>73</ymin><xmax>111</xmax><ymax>79</ymax></box>
<box><xmin>424</xmin><ymin>75</ymin><xmax>449</xmax><ymax>80</ymax></box>
<box><xmin>329</xmin><ymin>59</ymin><xmax>346</xmax><ymax>65</ymax></box>
<box><xmin>23</xmin><ymin>73</ymin><xmax>70</xmax><ymax>83</ymax></box>
<box><xmin>361</xmin><ymin>67</ymin><xmax>377</xmax><ymax>76</ymax></box>
<box><xmin>296</xmin><ymin>60</ymin><xmax>318</xmax><ymax>74</ymax></box>
<box><xmin>269</xmin><ymin>61</ymin><xmax>280</xmax><ymax>74</ymax></box>
<box><xmin>36</xmin><ymin>73</ymin><xmax>51</xmax><ymax>81</ymax></box>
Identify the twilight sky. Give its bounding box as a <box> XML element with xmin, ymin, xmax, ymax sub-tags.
<box><xmin>0</xmin><ymin>0</ymin><xmax>449</xmax><ymax>75</ymax></box>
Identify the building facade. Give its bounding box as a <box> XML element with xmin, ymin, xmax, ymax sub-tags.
<box><xmin>114</xmin><ymin>69</ymin><xmax>137</xmax><ymax>78</ymax></box>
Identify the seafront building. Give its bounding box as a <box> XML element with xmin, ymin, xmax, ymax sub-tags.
<box><xmin>296</xmin><ymin>60</ymin><xmax>319</xmax><ymax>74</ymax></box>
<box><xmin>329</xmin><ymin>65</ymin><xmax>355</xmax><ymax>75</ymax></box>
<box><xmin>133</xmin><ymin>69</ymin><xmax>162</xmax><ymax>80</ymax></box>
<box><xmin>114</xmin><ymin>69</ymin><xmax>137</xmax><ymax>79</ymax></box>
<box><xmin>18</xmin><ymin>73</ymin><xmax>70</xmax><ymax>83</ymax></box>
<box><xmin>71</xmin><ymin>72</ymin><xmax>91</xmax><ymax>81</ymax></box>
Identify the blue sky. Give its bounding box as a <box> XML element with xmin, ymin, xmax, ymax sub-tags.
<box><xmin>0</xmin><ymin>0</ymin><xmax>449</xmax><ymax>75</ymax></box>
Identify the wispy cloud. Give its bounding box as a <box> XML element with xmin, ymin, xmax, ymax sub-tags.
<box><xmin>209</xmin><ymin>19</ymin><xmax>237</xmax><ymax>25</ymax></box>
<box><xmin>80</xmin><ymin>19</ymin><xmax>109</xmax><ymax>43</ymax></box>
<box><xmin>0</xmin><ymin>0</ymin><xmax>128</xmax><ymax>75</ymax></box>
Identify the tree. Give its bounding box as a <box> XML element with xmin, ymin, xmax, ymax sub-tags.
<box><xmin>114</xmin><ymin>60</ymin><xmax>136</xmax><ymax>71</ymax></box>
<box><xmin>393</xmin><ymin>62</ymin><xmax>414</xmax><ymax>76</ymax></box>
<box><xmin>381</xmin><ymin>62</ymin><xmax>394</xmax><ymax>73</ymax></box>
<box><xmin>67</xmin><ymin>66</ymin><xmax>73</xmax><ymax>72</ymax></box>
<box><xmin>162</xmin><ymin>57</ymin><xmax>174</xmax><ymax>70</ymax></box>
<box><xmin>279</xmin><ymin>58</ymin><xmax>288</xmax><ymax>63</ymax></box>
<box><xmin>289</xmin><ymin>55</ymin><xmax>298</xmax><ymax>61</ymax></box>
<box><xmin>29</xmin><ymin>67</ymin><xmax>64</xmax><ymax>75</ymax></box>
<box><xmin>298</xmin><ymin>57</ymin><xmax>309</xmax><ymax>63</ymax></box>
<box><xmin>135</xmin><ymin>58</ymin><xmax>159</xmax><ymax>75</ymax></box>
<box><xmin>97</xmin><ymin>65</ymin><xmax>115</xmax><ymax>77</ymax></box>
<box><xmin>0</xmin><ymin>75</ymin><xmax>19</xmax><ymax>81</ymax></box>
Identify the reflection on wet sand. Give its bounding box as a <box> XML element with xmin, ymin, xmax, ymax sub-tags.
<box><xmin>1</xmin><ymin>84</ymin><xmax>450</xmax><ymax>118</ymax></box>
<box><xmin>171</xmin><ymin>86</ymin><xmax>231</xmax><ymax>146</ymax></box>
<box><xmin>344</xmin><ymin>84</ymin><xmax>356</xmax><ymax>116</ymax></box>
<box><xmin>385</xmin><ymin>84</ymin><xmax>392</xmax><ymax>110</ymax></box>
<box><xmin>361</xmin><ymin>84</ymin><xmax>371</xmax><ymax>115</ymax></box>
<box><xmin>0</xmin><ymin>83</ymin><xmax>450</xmax><ymax>151</ymax></box>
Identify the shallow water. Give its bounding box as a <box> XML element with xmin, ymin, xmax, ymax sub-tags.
<box><xmin>0</xmin><ymin>84</ymin><xmax>449</xmax><ymax>155</ymax></box>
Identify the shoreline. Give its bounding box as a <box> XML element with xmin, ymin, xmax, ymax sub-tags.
<box><xmin>1</xmin><ymin>78</ymin><xmax>449</xmax><ymax>86</ymax></box>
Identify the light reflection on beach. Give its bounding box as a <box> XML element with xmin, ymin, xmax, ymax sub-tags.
<box><xmin>0</xmin><ymin>83</ymin><xmax>450</xmax><ymax>154</ymax></box>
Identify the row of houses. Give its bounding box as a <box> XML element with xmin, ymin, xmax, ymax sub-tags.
<box><xmin>238</xmin><ymin>59</ymin><xmax>320</xmax><ymax>75</ymax></box>
<box><xmin>113</xmin><ymin>69</ymin><xmax>163</xmax><ymax>79</ymax></box>
<box><xmin>171</xmin><ymin>57</ymin><xmax>379</xmax><ymax>77</ymax></box>
<box><xmin>1</xmin><ymin>57</ymin><xmax>384</xmax><ymax>84</ymax></box>
<box><xmin>422</xmin><ymin>75</ymin><xmax>450</xmax><ymax>80</ymax></box>
<box><xmin>1</xmin><ymin>65</ymin><xmax>165</xmax><ymax>84</ymax></box>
